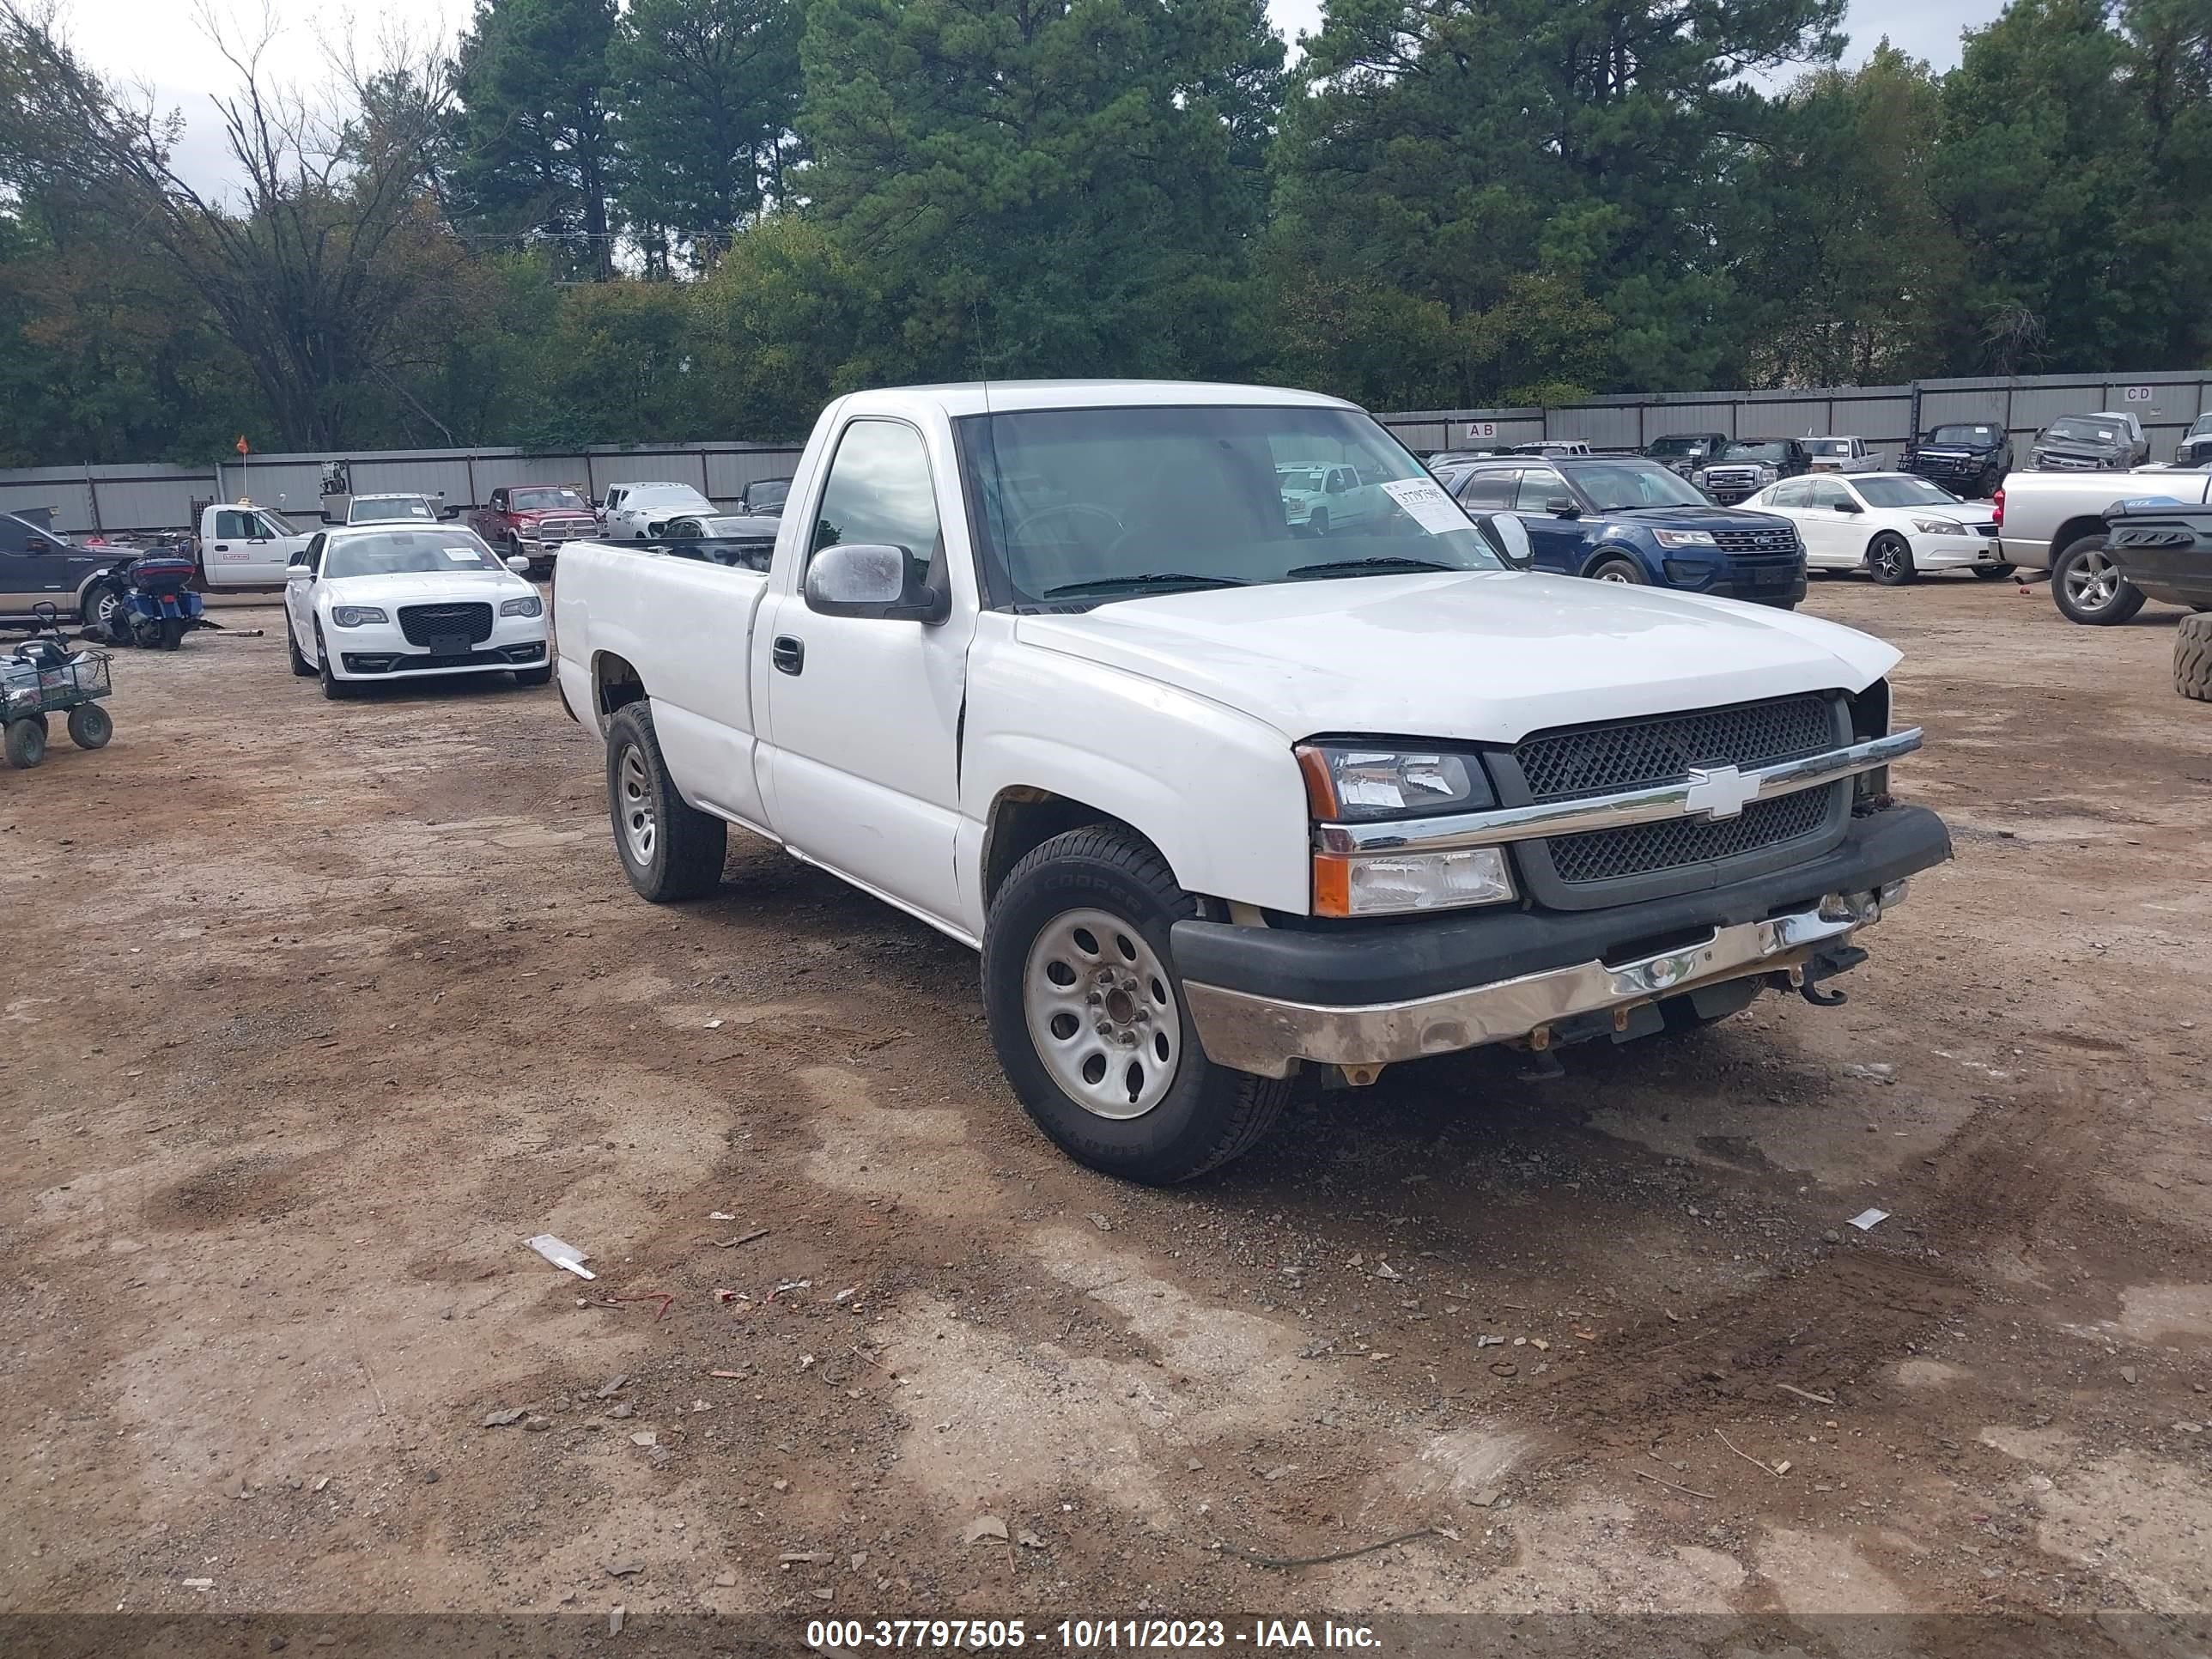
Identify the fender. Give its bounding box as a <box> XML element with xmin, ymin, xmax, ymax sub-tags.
<box><xmin>1577</xmin><ymin>538</ymin><xmax>1651</xmax><ymax>580</ymax></box>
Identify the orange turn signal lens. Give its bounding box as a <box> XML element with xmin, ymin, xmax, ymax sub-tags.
<box><xmin>1294</xmin><ymin>744</ymin><xmax>1339</xmax><ymax>820</ymax></box>
<box><xmin>1312</xmin><ymin>853</ymin><xmax>1353</xmax><ymax>917</ymax></box>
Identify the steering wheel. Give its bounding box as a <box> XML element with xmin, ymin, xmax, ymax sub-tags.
<box><xmin>1008</xmin><ymin>501</ymin><xmax>1130</xmax><ymax>556</ymax></box>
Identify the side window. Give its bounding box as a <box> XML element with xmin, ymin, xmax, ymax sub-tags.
<box><xmin>1770</xmin><ymin>479</ymin><xmax>1809</xmax><ymax>508</ymax></box>
<box><xmin>215</xmin><ymin>508</ymin><xmax>258</xmax><ymax>539</ymax></box>
<box><xmin>1806</xmin><ymin>480</ymin><xmax>1849</xmax><ymax>510</ymax></box>
<box><xmin>1455</xmin><ymin>471</ymin><xmax>1517</xmax><ymax>509</ymax></box>
<box><xmin>1513</xmin><ymin>468</ymin><xmax>1568</xmax><ymax>511</ymax></box>
<box><xmin>810</xmin><ymin>420</ymin><xmax>943</xmax><ymax>586</ymax></box>
<box><xmin>489</xmin><ymin>489</ymin><xmax>507</xmax><ymax>512</ymax></box>
<box><xmin>307</xmin><ymin>533</ymin><xmax>326</xmax><ymax>573</ymax></box>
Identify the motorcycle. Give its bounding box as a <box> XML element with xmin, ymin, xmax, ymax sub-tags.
<box><xmin>91</xmin><ymin>546</ymin><xmax>205</xmax><ymax>650</ymax></box>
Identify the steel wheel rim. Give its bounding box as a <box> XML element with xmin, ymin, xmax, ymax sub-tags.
<box><xmin>2064</xmin><ymin>550</ymin><xmax>2118</xmax><ymax>609</ymax></box>
<box><xmin>1023</xmin><ymin>907</ymin><xmax>1180</xmax><ymax>1120</ymax></box>
<box><xmin>617</xmin><ymin>746</ymin><xmax>656</xmax><ymax>865</ymax></box>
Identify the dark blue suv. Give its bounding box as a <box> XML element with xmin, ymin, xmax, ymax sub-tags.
<box><xmin>1437</xmin><ymin>455</ymin><xmax>1808</xmax><ymax>608</ymax></box>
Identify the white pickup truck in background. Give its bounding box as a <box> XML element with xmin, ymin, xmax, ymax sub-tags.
<box><xmin>1996</xmin><ymin>465</ymin><xmax>2212</xmax><ymax>624</ymax></box>
<box><xmin>555</xmin><ymin>380</ymin><xmax>1950</xmax><ymax>1183</ymax></box>
<box><xmin>192</xmin><ymin>501</ymin><xmax>318</xmax><ymax>586</ymax></box>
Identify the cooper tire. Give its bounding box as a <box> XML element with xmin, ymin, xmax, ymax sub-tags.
<box><xmin>981</xmin><ymin>824</ymin><xmax>1300</xmax><ymax>1184</ymax></box>
<box><xmin>65</xmin><ymin>703</ymin><xmax>112</xmax><ymax>750</ymax></box>
<box><xmin>1868</xmin><ymin>532</ymin><xmax>1916</xmax><ymax>586</ymax></box>
<box><xmin>606</xmin><ymin>702</ymin><xmax>726</xmax><ymax>902</ymax></box>
<box><xmin>1588</xmin><ymin>555</ymin><xmax>1644</xmax><ymax>585</ymax></box>
<box><xmin>2051</xmin><ymin>535</ymin><xmax>2146</xmax><ymax>625</ymax></box>
<box><xmin>4</xmin><ymin>716</ymin><xmax>46</xmax><ymax>769</ymax></box>
<box><xmin>2176</xmin><ymin>612</ymin><xmax>2212</xmax><ymax>704</ymax></box>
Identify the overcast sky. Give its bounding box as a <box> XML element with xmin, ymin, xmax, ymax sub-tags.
<box><xmin>68</xmin><ymin>0</ymin><xmax>2008</xmax><ymax>197</ymax></box>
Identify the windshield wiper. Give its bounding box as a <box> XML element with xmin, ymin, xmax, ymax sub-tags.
<box><xmin>1286</xmin><ymin>556</ymin><xmax>1457</xmax><ymax>579</ymax></box>
<box><xmin>1040</xmin><ymin>573</ymin><xmax>1249</xmax><ymax>598</ymax></box>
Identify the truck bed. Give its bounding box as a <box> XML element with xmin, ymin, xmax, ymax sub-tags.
<box><xmin>554</xmin><ymin>536</ymin><xmax>776</xmax><ymax>829</ymax></box>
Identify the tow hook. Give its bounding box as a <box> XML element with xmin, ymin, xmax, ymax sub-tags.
<box><xmin>1798</xmin><ymin>943</ymin><xmax>1869</xmax><ymax>1006</ymax></box>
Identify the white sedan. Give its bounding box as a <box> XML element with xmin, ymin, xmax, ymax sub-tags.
<box><xmin>283</xmin><ymin>524</ymin><xmax>550</xmax><ymax>699</ymax></box>
<box><xmin>600</xmin><ymin>482</ymin><xmax>717</xmax><ymax>540</ymax></box>
<box><xmin>1746</xmin><ymin>471</ymin><xmax>2009</xmax><ymax>586</ymax></box>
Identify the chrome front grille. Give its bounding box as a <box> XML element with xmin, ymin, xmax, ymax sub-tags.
<box><xmin>1547</xmin><ymin>787</ymin><xmax>1833</xmax><ymax>884</ymax></box>
<box><xmin>1711</xmin><ymin>526</ymin><xmax>1801</xmax><ymax>555</ymax></box>
<box><xmin>1512</xmin><ymin>694</ymin><xmax>1837</xmax><ymax>802</ymax></box>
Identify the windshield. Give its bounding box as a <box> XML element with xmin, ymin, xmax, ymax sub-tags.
<box><xmin>626</xmin><ymin>484</ymin><xmax>708</xmax><ymax>505</ymax></box>
<box><xmin>1856</xmin><ymin>477</ymin><xmax>1962</xmax><ymax>509</ymax></box>
<box><xmin>1646</xmin><ymin>435</ymin><xmax>1714</xmax><ymax>457</ymax></box>
<box><xmin>747</xmin><ymin>479</ymin><xmax>790</xmax><ymax>507</ymax></box>
<box><xmin>2189</xmin><ymin>416</ymin><xmax>2212</xmax><ymax>438</ymax></box>
<box><xmin>1718</xmin><ymin>441</ymin><xmax>1789</xmax><ymax>464</ymax></box>
<box><xmin>324</xmin><ymin>529</ymin><xmax>504</xmax><ymax>579</ymax></box>
<box><xmin>1279</xmin><ymin>468</ymin><xmax>1327</xmax><ymax>491</ymax></box>
<box><xmin>512</xmin><ymin>488</ymin><xmax>589</xmax><ymax>512</ymax></box>
<box><xmin>1562</xmin><ymin>459</ymin><xmax>1711</xmax><ymax>511</ymax></box>
<box><xmin>1808</xmin><ymin>440</ymin><xmax>1851</xmax><ymax>456</ymax></box>
<box><xmin>351</xmin><ymin>497</ymin><xmax>434</xmax><ymax>522</ymax></box>
<box><xmin>1929</xmin><ymin>424</ymin><xmax>1996</xmax><ymax>446</ymax></box>
<box><xmin>957</xmin><ymin>405</ymin><xmax>1501</xmax><ymax>605</ymax></box>
<box><xmin>2048</xmin><ymin>418</ymin><xmax>2123</xmax><ymax>444</ymax></box>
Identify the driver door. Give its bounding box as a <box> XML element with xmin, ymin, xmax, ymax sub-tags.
<box><xmin>758</xmin><ymin>416</ymin><xmax>978</xmax><ymax>930</ymax></box>
<box><xmin>283</xmin><ymin>533</ymin><xmax>325</xmax><ymax>648</ymax></box>
<box><xmin>1509</xmin><ymin>467</ymin><xmax>1584</xmax><ymax>574</ymax></box>
<box><xmin>1796</xmin><ymin>478</ymin><xmax>1858</xmax><ymax>566</ymax></box>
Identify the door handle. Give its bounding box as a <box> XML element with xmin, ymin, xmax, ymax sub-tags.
<box><xmin>772</xmin><ymin>635</ymin><xmax>805</xmax><ymax>676</ymax></box>
<box><xmin>212</xmin><ymin>543</ymin><xmax>229</xmax><ymax>550</ymax></box>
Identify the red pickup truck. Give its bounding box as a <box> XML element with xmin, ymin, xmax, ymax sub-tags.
<box><xmin>470</xmin><ymin>485</ymin><xmax>599</xmax><ymax>575</ymax></box>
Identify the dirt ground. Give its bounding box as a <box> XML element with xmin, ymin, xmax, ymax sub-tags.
<box><xmin>3</xmin><ymin>573</ymin><xmax>2209</xmax><ymax>1637</ymax></box>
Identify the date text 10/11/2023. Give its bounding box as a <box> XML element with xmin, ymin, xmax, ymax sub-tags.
<box><xmin>805</xmin><ymin>1620</ymin><xmax>1384</xmax><ymax>1650</ymax></box>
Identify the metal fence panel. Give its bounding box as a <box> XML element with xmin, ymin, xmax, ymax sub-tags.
<box><xmin>0</xmin><ymin>478</ymin><xmax>95</xmax><ymax>526</ymax></box>
<box><xmin>1830</xmin><ymin>398</ymin><xmax>1911</xmax><ymax>444</ymax></box>
<box><xmin>1742</xmin><ymin>398</ymin><xmax>1832</xmax><ymax>440</ymax></box>
<box><xmin>2007</xmin><ymin>383</ymin><xmax>2107</xmax><ymax>432</ymax></box>
<box><xmin>349</xmin><ymin>458</ymin><xmax>477</xmax><ymax>505</ymax></box>
<box><xmin>586</xmin><ymin>452</ymin><xmax>714</xmax><ymax>495</ymax></box>
<box><xmin>1643</xmin><ymin>405</ymin><xmax>1739</xmax><ymax>441</ymax></box>
<box><xmin>1549</xmin><ymin>406</ymin><xmax>1641</xmax><ymax>448</ymax></box>
<box><xmin>474</xmin><ymin>456</ymin><xmax>598</xmax><ymax>495</ymax></box>
<box><xmin>219</xmin><ymin>462</ymin><xmax>325</xmax><ymax>518</ymax></box>
<box><xmin>1919</xmin><ymin>388</ymin><xmax>2009</xmax><ymax>428</ymax></box>
<box><xmin>90</xmin><ymin>477</ymin><xmax>203</xmax><ymax>531</ymax></box>
<box><xmin>702</xmin><ymin>447</ymin><xmax>805</xmax><ymax>499</ymax></box>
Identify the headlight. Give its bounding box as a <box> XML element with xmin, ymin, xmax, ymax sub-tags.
<box><xmin>1759</xmin><ymin>465</ymin><xmax>1778</xmax><ymax>483</ymax></box>
<box><xmin>1314</xmin><ymin>848</ymin><xmax>1515</xmax><ymax>916</ymax></box>
<box><xmin>331</xmin><ymin>605</ymin><xmax>386</xmax><ymax>627</ymax></box>
<box><xmin>1690</xmin><ymin>470</ymin><xmax>1710</xmax><ymax>485</ymax></box>
<box><xmin>501</xmin><ymin>594</ymin><xmax>544</xmax><ymax>617</ymax></box>
<box><xmin>1910</xmin><ymin>517</ymin><xmax>1964</xmax><ymax>536</ymax></box>
<box><xmin>1295</xmin><ymin>743</ymin><xmax>1490</xmax><ymax>821</ymax></box>
<box><xmin>1654</xmin><ymin>529</ymin><xmax>1717</xmax><ymax>549</ymax></box>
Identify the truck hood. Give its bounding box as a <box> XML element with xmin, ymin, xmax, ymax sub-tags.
<box><xmin>1014</xmin><ymin>571</ymin><xmax>1896</xmax><ymax>745</ymax></box>
<box><xmin>1607</xmin><ymin>504</ymin><xmax>1791</xmax><ymax>532</ymax></box>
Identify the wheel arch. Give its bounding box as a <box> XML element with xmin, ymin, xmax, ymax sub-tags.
<box><xmin>1577</xmin><ymin>543</ymin><xmax>1651</xmax><ymax>580</ymax></box>
<box><xmin>591</xmin><ymin>650</ymin><xmax>648</xmax><ymax>732</ymax></box>
<box><xmin>2050</xmin><ymin>515</ymin><xmax>2109</xmax><ymax>565</ymax></box>
<box><xmin>981</xmin><ymin>787</ymin><xmax>1146</xmax><ymax>909</ymax></box>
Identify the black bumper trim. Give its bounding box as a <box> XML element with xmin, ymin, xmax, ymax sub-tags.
<box><xmin>1170</xmin><ymin>805</ymin><xmax>1950</xmax><ymax>1007</ymax></box>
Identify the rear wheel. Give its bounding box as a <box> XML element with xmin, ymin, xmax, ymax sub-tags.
<box><xmin>1867</xmin><ymin>532</ymin><xmax>1916</xmax><ymax>586</ymax></box>
<box><xmin>2051</xmin><ymin>536</ymin><xmax>2146</xmax><ymax>625</ymax></box>
<box><xmin>1588</xmin><ymin>555</ymin><xmax>1644</xmax><ymax>585</ymax></box>
<box><xmin>159</xmin><ymin>616</ymin><xmax>185</xmax><ymax>650</ymax></box>
<box><xmin>606</xmin><ymin>702</ymin><xmax>726</xmax><ymax>901</ymax></box>
<box><xmin>982</xmin><ymin>825</ymin><xmax>1300</xmax><ymax>1184</ymax></box>
<box><xmin>2176</xmin><ymin>612</ymin><xmax>2212</xmax><ymax>703</ymax></box>
<box><xmin>65</xmin><ymin>703</ymin><xmax>112</xmax><ymax>749</ymax></box>
<box><xmin>82</xmin><ymin>581</ymin><xmax>122</xmax><ymax>639</ymax></box>
<box><xmin>4</xmin><ymin>715</ymin><xmax>46</xmax><ymax>769</ymax></box>
<box><xmin>1971</xmin><ymin>562</ymin><xmax>2015</xmax><ymax>580</ymax></box>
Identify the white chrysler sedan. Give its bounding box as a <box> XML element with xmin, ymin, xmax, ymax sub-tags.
<box><xmin>283</xmin><ymin>524</ymin><xmax>550</xmax><ymax>699</ymax></box>
<box><xmin>1746</xmin><ymin>471</ymin><xmax>2009</xmax><ymax>586</ymax></box>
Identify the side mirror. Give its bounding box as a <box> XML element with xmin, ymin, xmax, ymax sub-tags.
<box><xmin>1835</xmin><ymin>498</ymin><xmax>1863</xmax><ymax>514</ymax></box>
<box><xmin>804</xmin><ymin>543</ymin><xmax>948</xmax><ymax>623</ymax></box>
<box><xmin>319</xmin><ymin>512</ymin><xmax>336</xmax><ymax>525</ymax></box>
<box><xmin>1475</xmin><ymin>513</ymin><xmax>1535</xmax><ymax>569</ymax></box>
<box><xmin>1546</xmin><ymin>496</ymin><xmax>1580</xmax><ymax>519</ymax></box>
<box><xmin>506</xmin><ymin>556</ymin><xmax>532</xmax><ymax>574</ymax></box>
<box><xmin>441</xmin><ymin>505</ymin><xmax>463</xmax><ymax>520</ymax></box>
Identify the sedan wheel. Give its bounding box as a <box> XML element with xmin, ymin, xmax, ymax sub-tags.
<box><xmin>1868</xmin><ymin>533</ymin><xmax>1916</xmax><ymax>586</ymax></box>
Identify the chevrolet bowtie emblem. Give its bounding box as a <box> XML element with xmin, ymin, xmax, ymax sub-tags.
<box><xmin>1683</xmin><ymin>764</ymin><xmax>1756</xmax><ymax>820</ymax></box>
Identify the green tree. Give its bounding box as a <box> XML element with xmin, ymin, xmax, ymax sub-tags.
<box><xmin>451</xmin><ymin>0</ymin><xmax>620</xmax><ymax>281</ymax></box>
<box><xmin>1929</xmin><ymin>0</ymin><xmax>2211</xmax><ymax>373</ymax></box>
<box><xmin>1733</xmin><ymin>43</ymin><xmax>1958</xmax><ymax>386</ymax></box>
<box><xmin>1271</xmin><ymin>0</ymin><xmax>1845</xmax><ymax>404</ymax></box>
<box><xmin>607</xmin><ymin>0</ymin><xmax>805</xmax><ymax>269</ymax></box>
<box><xmin>797</xmin><ymin>0</ymin><xmax>1286</xmax><ymax>383</ymax></box>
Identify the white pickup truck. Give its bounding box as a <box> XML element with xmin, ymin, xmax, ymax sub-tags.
<box><xmin>555</xmin><ymin>381</ymin><xmax>1950</xmax><ymax>1183</ymax></box>
<box><xmin>192</xmin><ymin>500</ymin><xmax>317</xmax><ymax>586</ymax></box>
<box><xmin>1996</xmin><ymin>465</ymin><xmax>2212</xmax><ymax>623</ymax></box>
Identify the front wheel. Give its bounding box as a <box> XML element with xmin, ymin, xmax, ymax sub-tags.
<box><xmin>1867</xmin><ymin>533</ymin><xmax>1916</xmax><ymax>586</ymax></box>
<box><xmin>4</xmin><ymin>715</ymin><xmax>46</xmax><ymax>769</ymax></box>
<box><xmin>1308</xmin><ymin>508</ymin><xmax>1329</xmax><ymax>538</ymax></box>
<box><xmin>2051</xmin><ymin>536</ymin><xmax>2146</xmax><ymax>625</ymax></box>
<box><xmin>1588</xmin><ymin>555</ymin><xmax>1644</xmax><ymax>585</ymax></box>
<box><xmin>605</xmin><ymin>702</ymin><xmax>726</xmax><ymax>901</ymax></box>
<box><xmin>1971</xmin><ymin>562</ymin><xmax>2015</xmax><ymax>581</ymax></box>
<box><xmin>316</xmin><ymin>623</ymin><xmax>354</xmax><ymax>699</ymax></box>
<box><xmin>981</xmin><ymin>825</ymin><xmax>1299</xmax><ymax>1184</ymax></box>
<box><xmin>66</xmin><ymin>703</ymin><xmax>112</xmax><ymax>749</ymax></box>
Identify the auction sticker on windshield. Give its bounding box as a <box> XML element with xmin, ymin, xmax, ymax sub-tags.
<box><xmin>444</xmin><ymin>547</ymin><xmax>482</xmax><ymax>561</ymax></box>
<box><xmin>1380</xmin><ymin>477</ymin><xmax>1474</xmax><ymax>535</ymax></box>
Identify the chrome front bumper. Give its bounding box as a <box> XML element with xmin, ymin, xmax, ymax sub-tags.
<box><xmin>1182</xmin><ymin>885</ymin><xmax>1905</xmax><ymax>1079</ymax></box>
